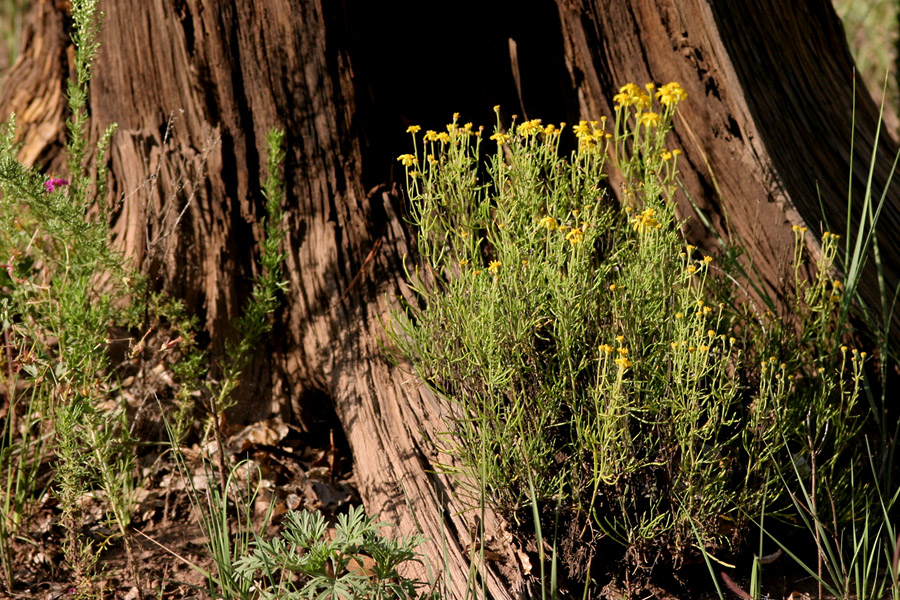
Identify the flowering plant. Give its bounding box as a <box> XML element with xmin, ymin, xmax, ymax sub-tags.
<box><xmin>389</xmin><ymin>83</ymin><xmax>865</xmax><ymax>574</ymax></box>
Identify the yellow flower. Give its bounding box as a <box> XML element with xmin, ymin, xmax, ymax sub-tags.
<box><xmin>702</xmin><ymin>255</ymin><xmax>713</xmax><ymax>264</ymax></box>
<box><xmin>490</xmin><ymin>132</ymin><xmax>511</xmax><ymax>145</ymax></box>
<box><xmin>656</xmin><ymin>82</ymin><xmax>688</xmax><ymax>106</ymax></box>
<box><xmin>631</xmin><ymin>208</ymin><xmax>661</xmax><ymax>233</ymax></box>
<box><xmin>616</xmin><ymin>347</ymin><xmax>629</xmax><ymax>356</ymax></box>
<box><xmin>613</xmin><ymin>83</ymin><xmax>644</xmax><ymax>108</ymax></box>
<box><xmin>493</xmin><ymin>104</ymin><xmax>501</xmax><ymax>112</ymax></box>
<box><xmin>599</xmin><ymin>344</ymin><xmax>614</xmax><ymax>354</ymax></box>
<box><xmin>406</xmin><ymin>125</ymin><xmax>421</xmax><ymax>134</ymax></box>
<box><xmin>660</xmin><ymin>150</ymin><xmax>673</xmax><ymax>161</ymax></box>
<box><xmin>517</xmin><ymin>119</ymin><xmax>543</xmax><ymax>137</ymax></box>
<box><xmin>424</xmin><ymin>130</ymin><xmax>439</xmax><ymax>142</ymax></box>
<box><xmin>565</xmin><ymin>227</ymin><xmax>584</xmax><ymax>245</ymax></box>
<box><xmin>614</xmin><ymin>356</ymin><xmax>633</xmax><ymax>369</ymax></box>
<box><xmin>488</xmin><ymin>260</ymin><xmax>502</xmax><ymax>273</ymax></box>
<box><xmin>686</xmin><ymin>265</ymin><xmax>697</xmax><ymax>274</ymax></box>
<box><xmin>572</xmin><ymin>120</ymin><xmax>591</xmax><ymax>139</ymax></box>
<box><xmin>538</xmin><ymin>215</ymin><xmax>558</xmax><ymax>230</ymax></box>
<box><xmin>396</xmin><ymin>154</ymin><xmax>417</xmax><ymax>167</ymax></box>
<box><xmin>637</xmin><ymin>112</ymin><xmax>660</xmax><ymax>128</ymax></box>
<box><xmin>436</xmin><ymin>132</ymin><xmax>451</xmax><ymax>143</ymax></box>
<box><xmin>635</xmin><ymin>93</ymin><xmax>652</xmax><ymax>111</ymax></box>
<box><xmin>452</xmin><ymin>112</ymin><xmax>460</xmax><ymax>120</ymax></box>
<box><xmin>460</xmin><ymin>258</ymin><xmax>469</xmax><ymax>266</ymax></box>
<box><xmin>615</xmin><ymin>335</ymin><xmax>625</xmax><ymax>343</ymax></box>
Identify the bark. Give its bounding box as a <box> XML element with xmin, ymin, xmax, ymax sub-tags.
<box><xmin>2</xmin><ymin>1</ymin><xmax>898</xmax><ymax>599</ymax></box>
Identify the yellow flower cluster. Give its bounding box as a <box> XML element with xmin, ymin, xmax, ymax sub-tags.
<box><xmin>631</xmin><ymin>207</ymin><xmax>661</xmax><ymax>233</ymax></box>
<box><xmin>565</xmin><ymin>227</ymin><xmax>584</xmax><ymax>245</ymax></box>
<box><xmin>517</xmin><ymin>119</ymin><xmax>544</xmax><ymax>137</ymax></box>
<box><xmin>614</xmin><ymin>81</ymin><xmax>687</xmax><ymax>110</ymax></box>
<box><xmin>488</xmin><ymin>260</ymin><xmax>502</xmax><ymax>274</ymax></box>
<box><xmin>542</xmin><ymin>123</ymin><xmax>564</xmax><ymax>136</ymax></box>
<box><xmin>656</xmin><ymin>82</ymin><xmax>688</xmax><ymax>107</ymax></box>
<box><xmin>613</xmin><ymin>83</ymin><xmax>652</xmax><ymax>110</ymax></box>
<box><xmin>637</xmin><ymin>112</ymin><xmax>660</xmax><ymax>128</ymax></box>
<box><xmin>614</xmin><ymin>356</ymin><xmax>632</xmax><ymax>369</ymax></box>
<box><xmin>572</xmin><ymin>118</ymin><xmax>610</xmax><ymax>150</ymax></box>
<box><xmin>614</xmin><ymin>347</ymin><xmax>632</xmax><ymax>369</ymax></box>
<box><xmin>423</xmin><ymin>130</ymin><xmax>451</xmax><ymax>143</ymax></box>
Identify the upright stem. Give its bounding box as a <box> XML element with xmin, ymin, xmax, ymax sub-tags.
<box><xmin>807</xmin><ymin>412</ymin><xmax>822</xmax><ymax>600</ymax></box>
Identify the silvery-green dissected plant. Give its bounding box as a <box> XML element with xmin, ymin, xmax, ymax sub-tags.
<box><xmin>389</xmin><ymin>81</ymin><xmax>873</xmax><ymax>582</ymax></box>
<box><xmin>234</xmin><ymin>505</ymin><xmax>432</xmax><ymax>600</ymax></box>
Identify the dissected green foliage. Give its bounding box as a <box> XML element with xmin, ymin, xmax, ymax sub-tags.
<box><xmin>235</xmin><ymin>505</ymin><xmax>431</xmax><ymax>600</ymax></box>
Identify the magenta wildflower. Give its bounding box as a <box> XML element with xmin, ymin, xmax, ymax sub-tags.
<box><xmin>44</xmin><ymin>177</ymin><xmax>69</xmax><ymax>192</ymax></box>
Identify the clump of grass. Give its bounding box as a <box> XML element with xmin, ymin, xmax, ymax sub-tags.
<box><xmin>388</xmin><ymin>82</ymin><xmax>875</xmax><ymax>588</ymax></box>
